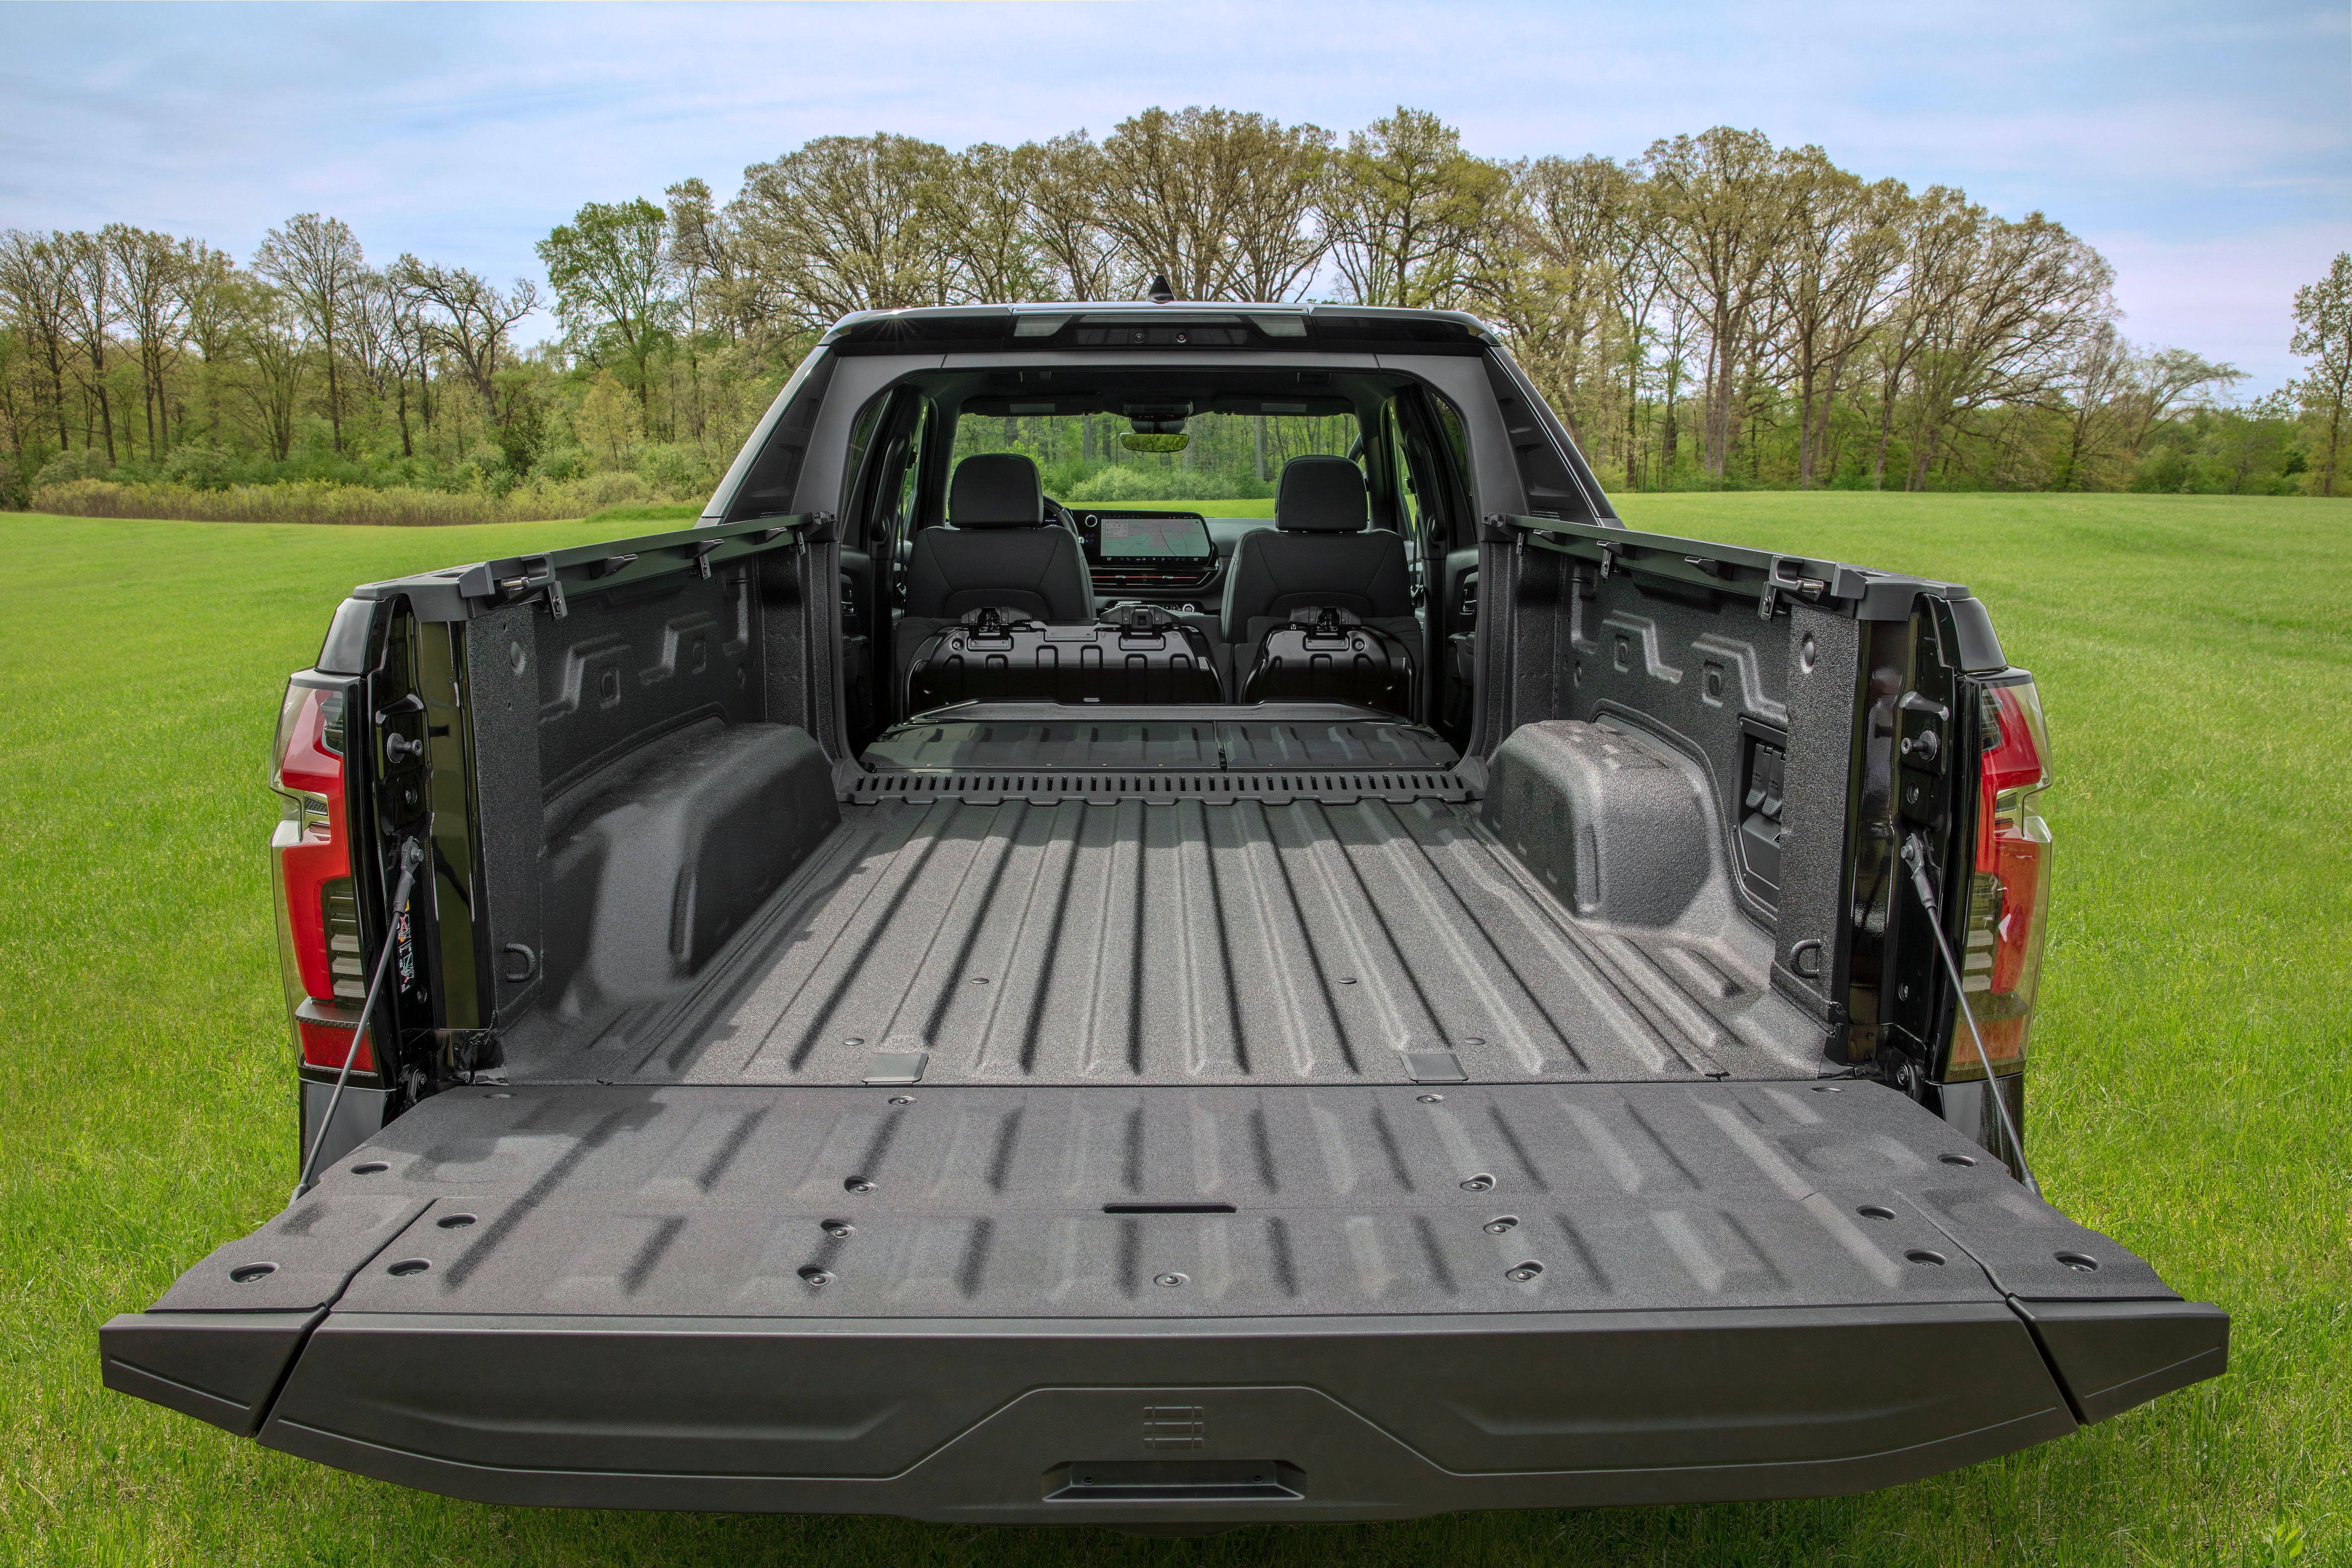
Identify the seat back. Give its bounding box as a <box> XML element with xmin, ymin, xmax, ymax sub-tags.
<box><xmin>1221</xmin><ymin>456</ymin><xmax>1410</xmax><ymax>635</ymax></box>
<box><xmin>904</xmin><ymin>454</ymin><xmax>1094</xmax><ymax>622</ymax></box>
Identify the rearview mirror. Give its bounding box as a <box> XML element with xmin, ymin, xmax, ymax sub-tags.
<box><xmin>1121</xmin><ymin>432</ymin><xmax>1190</xmax><ymax>454</ymax></box>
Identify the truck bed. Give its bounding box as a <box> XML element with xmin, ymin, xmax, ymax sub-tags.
<box><xmin>104</xmin><ymin>327</ymin><xmax>2228</xmax><ymax>1525</ymax></box>
<box><xmin>497</xmin><ymin>711</ymin><xmax>1825</xmax><ymax>1089</ymax></box>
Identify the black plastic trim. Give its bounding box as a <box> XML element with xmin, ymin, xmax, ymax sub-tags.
<box><xmin>2010</xmin><ymin>1297</ymin><xmax>2229</xmax><ymax>1425</ymax></box>
<box><xmin>250</xmin><ymin>1304</ymin><xmax>2082</xmax><ymax>1521</ymax></box>
<box><xmin>99</xmin><ymin>1309</ymin><xmax>327</xmax><ymax>1438</ymax></box>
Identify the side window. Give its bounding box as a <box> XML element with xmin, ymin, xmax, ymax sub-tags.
<box><xmin>837</xmin><ymin>393</ymin><xmax>890</xmax><ymax>523</ymax></box>
<box><xmin>890</xmin><ymin>401</ymin><xmax>933</xmax><ymax>538</ymax></box>
<box><xmin>1379</xmin><ymin>399</ymin><xmax>1434</xmax><ymax>610</ymax></box>
<box><xmin>1429</xmin><ymin>394</ymin><xmax>1470</xmax><ymax>500</ymax></box>
<box><xmin>1383</xmin><ymin>402</ymin><xmax>1429</xmax><ymax>541</ymax></box>
<box><xmin>858</xmin><ymin>395</ymin><xmax>932</xmax><ymax>562</ymax></box>
<box><xmin>721</xmin><ymin>349</ymin><xmax>838</xmax><ymax>521</ymax></box>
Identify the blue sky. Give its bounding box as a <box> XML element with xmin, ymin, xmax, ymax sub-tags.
<box><xmin>2</xmin><ymin>0</ymin><xmax>2345</xmax><ymax>387</ymax></box>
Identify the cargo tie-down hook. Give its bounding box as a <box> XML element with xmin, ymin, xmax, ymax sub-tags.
<box><xmin>291</xmin><ymin>835</ymin><xmax>427</xmax><ymax>1204</ymax></box>
<box><xmin>1903</xmin><ymin>835</ymin><xmax>2039</xmax><ymax>1197</ymax></box>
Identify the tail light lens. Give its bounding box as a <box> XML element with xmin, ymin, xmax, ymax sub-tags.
<box><xmin>270</xmin><ymin>678</ymin><xmax>372</xmax><ymax>1072</ymax></box>
<box><xmin>1953</xmin><ymin>678</ymin><xmax>2052</xmax><ymax>1077</ymax></box>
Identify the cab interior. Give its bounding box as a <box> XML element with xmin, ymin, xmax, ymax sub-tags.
<box><xmin>834</xmin><ymin>369</ymin><xmax>1483</xmax><ymax>753</ymax></box>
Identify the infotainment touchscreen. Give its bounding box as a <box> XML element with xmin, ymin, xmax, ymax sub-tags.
<box><xmin>1097</xmin><ymin>513</ymin><xmax>1213</xmax><ymax>560</ymax></box>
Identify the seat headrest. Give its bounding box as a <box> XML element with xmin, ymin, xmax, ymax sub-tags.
<box><xmin>1275</xmin><ymin>456</ymin><xmax>1368</xmax><ymax>532</ymax></box>
<box><xmin>949</xmin><ymin>453</ymin><xmax>1044</xmax><ymax>528</ymax></box>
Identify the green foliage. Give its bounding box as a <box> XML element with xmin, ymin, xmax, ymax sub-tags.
<box><xmin>1065</xmin><ymin>463</ymin><xmax>1269</xmax><ymax>503</ymax></box>
<box><xmin>32</xmin><ymin>446</ymin><xmax>112</xmax><ymax>487</ymax></box>
<box><xmin>2289</xmin><ymin>250</ymin><xmax>2351</xmax><ymax>496</ymax></box>
<box><xmin>1118</xmin><ymin>431</ymin><xmax>1188</xmax><ymax>454</ymax></box>
<box><xmin>8</xmin><ymin>127</ymin><xmax>2341</xmax><ymax>526</ymax></box>
<box><xmin>536</xmin><ymin>198</ymin><xmax>671</xmax><ymax>351</ymax></box>
<box><xmin>1</xmin><ymin>200</ymin><xmax>789</xmax><ymax>520</ymax></box>
<box><xmin>2130</xmin><ymin>398</ymin><xmax>2311</xmax><ymax>496</ymax></box>
<box><xmin>491</xmin><ymin>365</ymin><xmax>547</xmax><ymax>476</ymax></box>
<box><xmin>24</xmin><ymin>471</ymin><xmax>700</xmax><ymax>526</ymax></box>
<box><xmin>535</xmin><ymin>444</ymin><xmax>586</xmax><ymax>483</ymax></box>
<box><xmin>633</xmin><ymin>441</ymin><xmax>711</xmax><ymax>499</ymax></box>
<box><xmin>161</xmin><ymin>443</ymin><xmax>236</xmax><ymax>491</ymax></box>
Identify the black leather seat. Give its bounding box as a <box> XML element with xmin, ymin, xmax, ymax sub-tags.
<box><xmin>1221</xmin><ymin>455</ymin><xmax>1421</xmax><ymax>700</ymax></box>
<box><xmin>896</xmin><ymin>454</ymin><xmax>1095</xmax><ymax>692</ymax></box>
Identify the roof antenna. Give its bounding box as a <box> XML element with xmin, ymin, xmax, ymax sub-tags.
<box><xmin>1145</xmin><ymin>274</ymin><xmax>1176</xmax><ymax>304</ymax></box>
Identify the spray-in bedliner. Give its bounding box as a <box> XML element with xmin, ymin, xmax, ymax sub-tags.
<box><xmin>507</xmin><ymin>786</ymin><xmax>1823</xmax><ymax>1087</ymax></box>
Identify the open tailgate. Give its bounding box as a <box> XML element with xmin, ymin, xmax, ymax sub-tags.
<box><xmin>103</xmin><ymin>1081</ymin><xmax>2223</xmax><ymax>1523</ymax></box>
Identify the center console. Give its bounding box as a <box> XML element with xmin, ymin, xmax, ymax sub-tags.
<box><xmin>1074</xmin><ymin>509</ymin><xmax>1220</xmax><ymax>597</ymax></box>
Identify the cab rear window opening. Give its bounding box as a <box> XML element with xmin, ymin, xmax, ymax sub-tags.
<box><xmin>841</xmin><ymin>368</ymin><xmax>1470</xmax><ymax>728</ymax></box>
<box><xmin>845</xmin><ymin>370</ymin><xmax>1466</xmax><ymax>541</ymax></box>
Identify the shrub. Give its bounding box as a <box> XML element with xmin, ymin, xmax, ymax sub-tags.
<box><xmin>537</xmin><ymin>446</ymin><xmax>587</xmax><ymax>483</ymax></box>
<box><xmin>576</xmin><ymin>470</ymin><xmax>650</xmax><ymax>509</ymax></box>
<box><xmin>634</xmin><ymin>443</ymin><xmax>711</xmax><ymax>498</ymax></box>
<box><xmin>163</xmin><ymin>446</ymin><xmax>237</xmax><ymax>492</ymax></box>
<box><xmin>34</xmin><ymin>448</ymin><xmax>113</xmax><ymax>488</ymax></box>
<box><xmin>30</xmin><ymin>479</ymin><xmax>585</xmax><ymax>527</ymax></box>
<box><xmin>1065</xmin><ymin>463</ymin><xmax>1272</xmax><ymax>503</ymax></box>
<box><xmin>464</xmin><ymin>444</ymin><xmax>522</xmax><ymax>496</ymax></box>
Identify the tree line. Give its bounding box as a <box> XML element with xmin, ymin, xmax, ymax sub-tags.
<box><xmin>4</xmin><ymin>106</ymin><xmax>2347</xmax><ymax>514</ymax></box>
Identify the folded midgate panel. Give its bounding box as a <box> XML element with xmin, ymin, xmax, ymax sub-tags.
<box><xmin>1242</xmin><ymin>609</ymin><xmax>1416</xmax><ymax>718</ymax></box>
<box><xmin>905</xmin><ymin>611</ymin><xmax>1221</xmax><ymax>712</ymax></box>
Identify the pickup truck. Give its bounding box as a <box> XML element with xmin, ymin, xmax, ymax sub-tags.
<box><xmin>102</xmin><ymin>302</ymin><xmax>2225</xmax><ymax>1527</ymax></box>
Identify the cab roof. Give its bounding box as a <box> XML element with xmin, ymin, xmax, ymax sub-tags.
<box><xmin>819</xmin><ymin>301</ymin><xmax>1499</xmax><ymax>355</ymax></box>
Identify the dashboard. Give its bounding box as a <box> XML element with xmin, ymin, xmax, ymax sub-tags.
<box><xmin>1096</xmin><ymin>512</ymin><xmax>1214</xmax><ymax>560</ymax></box>
<box><xmin>1065</xmin><ymin>506</ymin><xmax>1225</xmax><ymax>599</ymax></box>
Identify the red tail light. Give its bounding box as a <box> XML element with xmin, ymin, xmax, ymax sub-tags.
<box><xmin>1955</xmin><ymin>679</ymin><xmax>2052</xmax><ymax>1075</ymax></box>
<box><xmin>270</xmin><ymin>679</ymin><xmax>371</xmax><ymax>1072</ymax></box>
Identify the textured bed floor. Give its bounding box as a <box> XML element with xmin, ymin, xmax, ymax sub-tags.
<box><xmin>518</xmin><ymin>791</ymin><xmax>1825</xmax><ymax>1087</ymax></box>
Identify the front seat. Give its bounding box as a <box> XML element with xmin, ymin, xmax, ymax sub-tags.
<box><xmin>896</xmin><ymin>453</ymin><xmax>1095</xmax><ymax>690</ymax></box>
<box><xmin>1222</xmin><ymin>455</ymin><xmax>1421</xmax><ymax>697</ymax></box>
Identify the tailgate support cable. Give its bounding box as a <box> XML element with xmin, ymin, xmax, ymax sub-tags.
<box><xmin>1903</xmin><ymin>836</ymin><xmax>2040</xmax><ymax>1198</ymax></box>
<box><xmin>291</xmin><ymin>836</ymin><xmax>427</xmax><ymax>1205</ymax></box>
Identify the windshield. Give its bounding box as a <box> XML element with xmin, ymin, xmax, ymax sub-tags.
<box><xmin>949</xmin><ymin>411</ymin><xmax>1359</xmax><ymax>514</ymax></box>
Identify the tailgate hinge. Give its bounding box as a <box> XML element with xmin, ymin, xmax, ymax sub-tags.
<box><xmin>1759</xmin><ymin>555</ymin><xmax>1830</xmax><ymax>621</ymax></box>
<box><xmin>500</xmin><ymin>555</ymin><xmax>567</xmax><ymax>619</ymax></box>
<box><xmin>750</xmin><ymin>511</ymin><xmax>834</xmax><ymax>548</ymax></box>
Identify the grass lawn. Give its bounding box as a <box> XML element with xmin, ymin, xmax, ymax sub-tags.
<box><xmin>581</xmin><ymin>501</ymin><xmax>706</xmax><ymax>529</ymax></box>
<box><xmin>3</xmin><ymin>495</ymin><xmax>2346</xmax><ymax>1565</ymax></box>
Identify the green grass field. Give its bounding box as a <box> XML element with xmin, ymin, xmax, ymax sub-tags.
<box><xmin>2</xmin><ymin>494</ymin><xmax>2345</xmax><ymax>1565</ymax></box>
